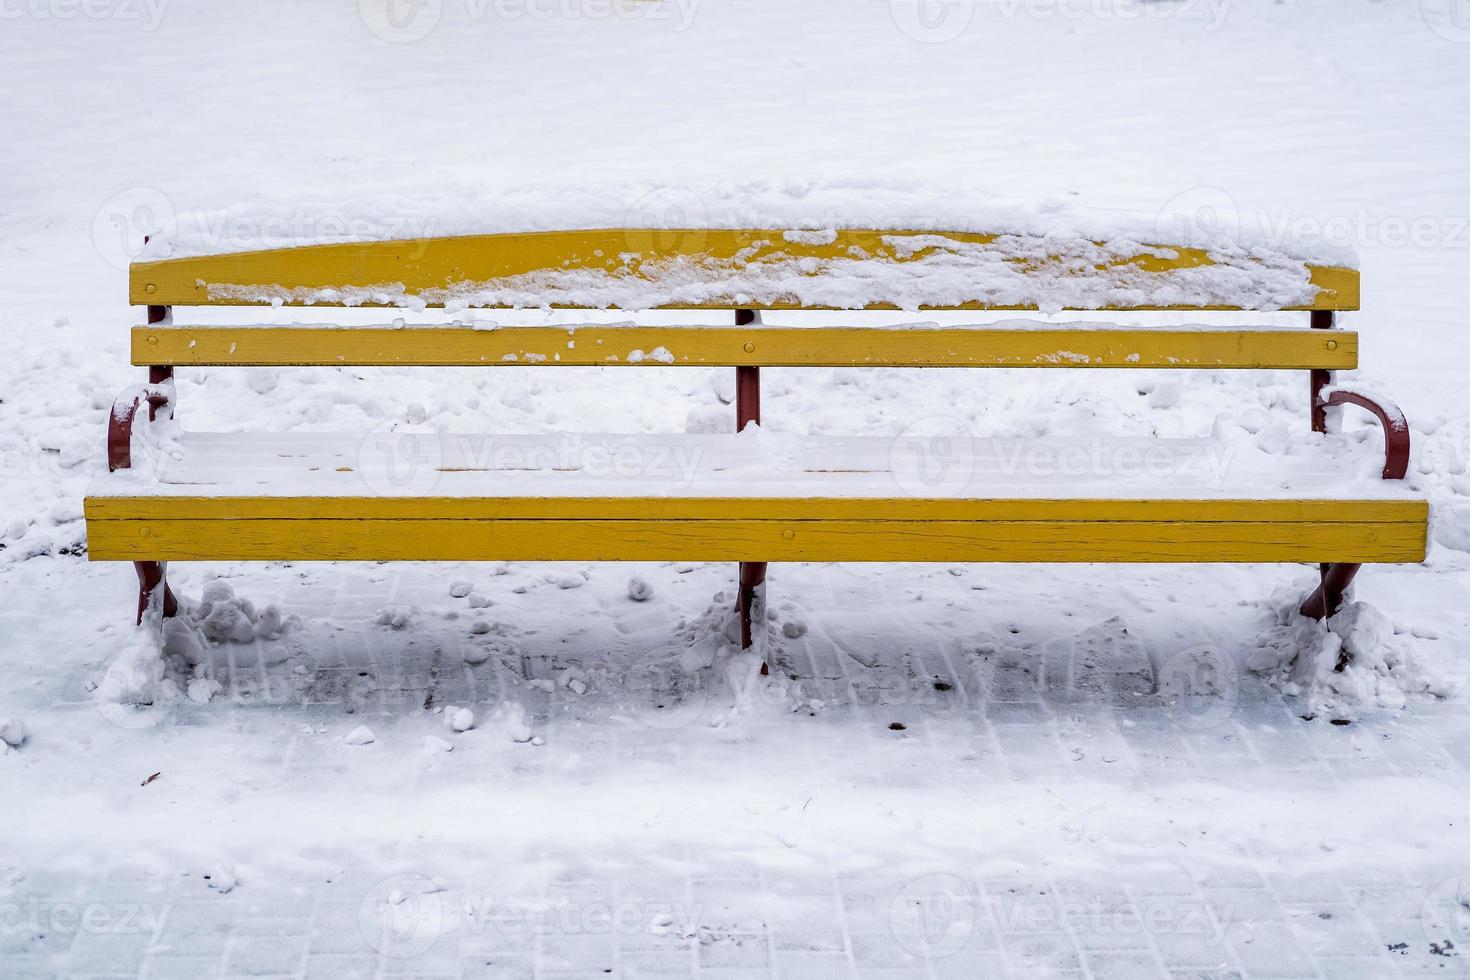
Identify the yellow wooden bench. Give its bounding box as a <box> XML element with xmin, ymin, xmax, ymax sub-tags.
<box><xmin>87</xmin><ymin>228</ymin><xmax>1426</xmax><ymax>656</ymax></box>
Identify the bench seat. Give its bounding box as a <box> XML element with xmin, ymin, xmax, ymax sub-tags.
<box><xmin>85</xmin><ymin>431</ymin><xmax>1428</xmax><ymax>564</ymax></box>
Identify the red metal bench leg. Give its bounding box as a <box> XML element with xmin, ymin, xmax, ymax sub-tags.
<box><xmin>133</xmin><ymin>561</ymin><xmax>179</xmax><ymax>625</ymax></box>
<box><xmin>737</xmin><ymin>561</ymin><xmax>767</xmax><ymax>651</ymax></box>
<box><xmin>113</xmin><ymin>303</ymin><xmax>180</xmax><ymax>626</ymax></box>
<box><xmin>1300</xmin><ymin>561</ymin><xmax>1361</xmax><ymax>623</ymax></box>
<box><xmin>734</xmin><ymin>309</ymin><xmax>768</xmax><ymax>662</ymax></box>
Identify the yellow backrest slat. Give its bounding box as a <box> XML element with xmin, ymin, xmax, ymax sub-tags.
<box><xmin>130</xmin><ymin>229</ymin><xmax>1360</xmax><ymax>312</ymax></box>
<box><xmin>131</xmin><ymin>325</ymin><xmax>1358</xmax><ymax>370</ymax></box>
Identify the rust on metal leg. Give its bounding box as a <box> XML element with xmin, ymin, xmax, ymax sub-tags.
<box><xmin>1299</xmin><ymin>383</ymin><xmax>1410</xmax><ymax>623</ymax></box>
<box><xmin>1309</xmin><ymin>310</ymin><xmax>1333</xmax><ymax>433</ymax></box>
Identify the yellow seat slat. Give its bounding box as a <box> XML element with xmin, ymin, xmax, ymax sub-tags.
<box><xmin>85</xmin><ymin>495</ymin><xmax>1423</xmax><ymax>524</ymax></box>
<box><xmin>129</xmin><ymin>229</ymin><xmax>1360</xmax><ymax>311</ymax></box>
<box><xmin>83</xmin><ymin>496</ymin><xmax>1427</xmax><ymax>563</ymax></box>
<box><xmin>131</xmin><ymin>325</ymin><xmax>1358</xmax><ymax>370</ymax></box>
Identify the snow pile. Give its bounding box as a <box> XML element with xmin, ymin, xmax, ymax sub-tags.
<box><xmin>139</xmin><ymin>180</ymin><xmax>1357</xmax><ymax>267</ymax></box>
<box><xmin>485</xmin><ymin>701</ymin><xmax>535</xmax><ymax>744</ymax></box>
<box><xmin>91</xmin><ymin>579</ymin><xmax>292</xmax><ymax>709</ymax></box>
<box><xmin>93</xmin><ymin>612</ymin><xmax>192</xmax><ymax>709</ymax></box>
<box><xmin>1249</xmin><ymin>595</ymin><xmax>1458</xmax><ymax>714</ymax></box>
<box><xmin>202</xmin><ymin>229</ymin><xmax>1329</xmax><ymax>314</ymax></box>
<box><xmin>442</xmin><ymin>706</ymin><xmax>475</xmax><ymax>733</ymax></box>
<box><xmin>0</xmin><ymin>718</ymin><xmax>27</xmax><ymax>752</ymax></box>
<box><xmin>205</xmin><ymin>864</ymin><xmax>238</xmax><ymax>894</ymax></box>
<box><xmin>195</xmin><ymin>580</ymin><xmax>285</xmax><ymax>644</ymax></box>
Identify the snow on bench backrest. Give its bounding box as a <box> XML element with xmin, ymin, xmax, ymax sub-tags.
<box><xmin>130</xmin><ymin>228</ymin><xmax>1359</xmax><ymax>313</ymax></box>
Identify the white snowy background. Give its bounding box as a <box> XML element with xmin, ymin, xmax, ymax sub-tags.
<box><xmin>2</xmin><ymin>1</ymin><xmax>1469</xmax><ymax>977</ymax></box>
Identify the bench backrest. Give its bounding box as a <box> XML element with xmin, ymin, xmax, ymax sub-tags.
<box><xmin>131</xmin><ymin>229</ymin><xmax>1359</xmax><ymax>312</ymax></box>
<box><xmin>129</xmin><ymin>229</ymin><xmax>1358</xmax><ymax>373</ymax></box>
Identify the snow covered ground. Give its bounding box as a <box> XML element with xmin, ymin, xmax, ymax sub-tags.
<box><xmin>3</xmin><ymin>1</ymin><xmax>1470</xmax><ymax>977</ymax></box>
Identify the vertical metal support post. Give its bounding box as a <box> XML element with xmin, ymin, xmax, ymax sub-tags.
<box><xmin>147</xmin><ymin>305</ymin><xmax>174</xmax><ymax>420</ymax></box>
<box><xmin>1307</xmin><ymin>309</ymin><xmax>1336</xmax><ymax>615</ymax></box>
<box><xmin>1309</xmin><ymin>309</ymin><xmax>1333</xmax><ymax>434</ymax></box>
<box><xmin>132</xmin><ymin>303</ymin><xmax>177</xmax><ymax>623</ymax></box>
<box><xmin>734</xmin><ymin>309</ymin><xmax>768</xmax><ymax>655</ymax></box>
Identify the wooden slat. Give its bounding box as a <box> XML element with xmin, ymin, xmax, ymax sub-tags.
<box><xmin>129</xmin><ymin>229</ymin><xmax>1361</xmax><ymax>311</ymax></box>
<box><xmin>84</xmin><ymin>495</ymin><xmax>1427</xmax><ymax>563</ymax></box>
<box><xmin>84</xmin><ymin>495</ymin><xmax>1425</xmax><ymax>524</ymax></box>
<box><xmin>130</xmin><ymin>326</ymin><xmax>1359</xmax><ymax>370</ymax></box>
<box><xmin>83</xmin><ymin>515</ymin><xmax>1426</xmax><ymax>564</ymax></box>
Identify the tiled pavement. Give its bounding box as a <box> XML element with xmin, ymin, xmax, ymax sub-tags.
<box><xmin>3</xmin><ymin>856</ymin><xmax>1468</xmax><ymax>978</ymax></box>
<box><xmin>8</xmin><ymin>563</ymin><xmax>1470</xmax><ymax>979</ymax></box>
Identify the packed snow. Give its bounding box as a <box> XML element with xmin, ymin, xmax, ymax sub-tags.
<box><xmin>192</xmin><ymin>225</ymin><xmax>1338</xmax><ymax>314</ymax></box>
